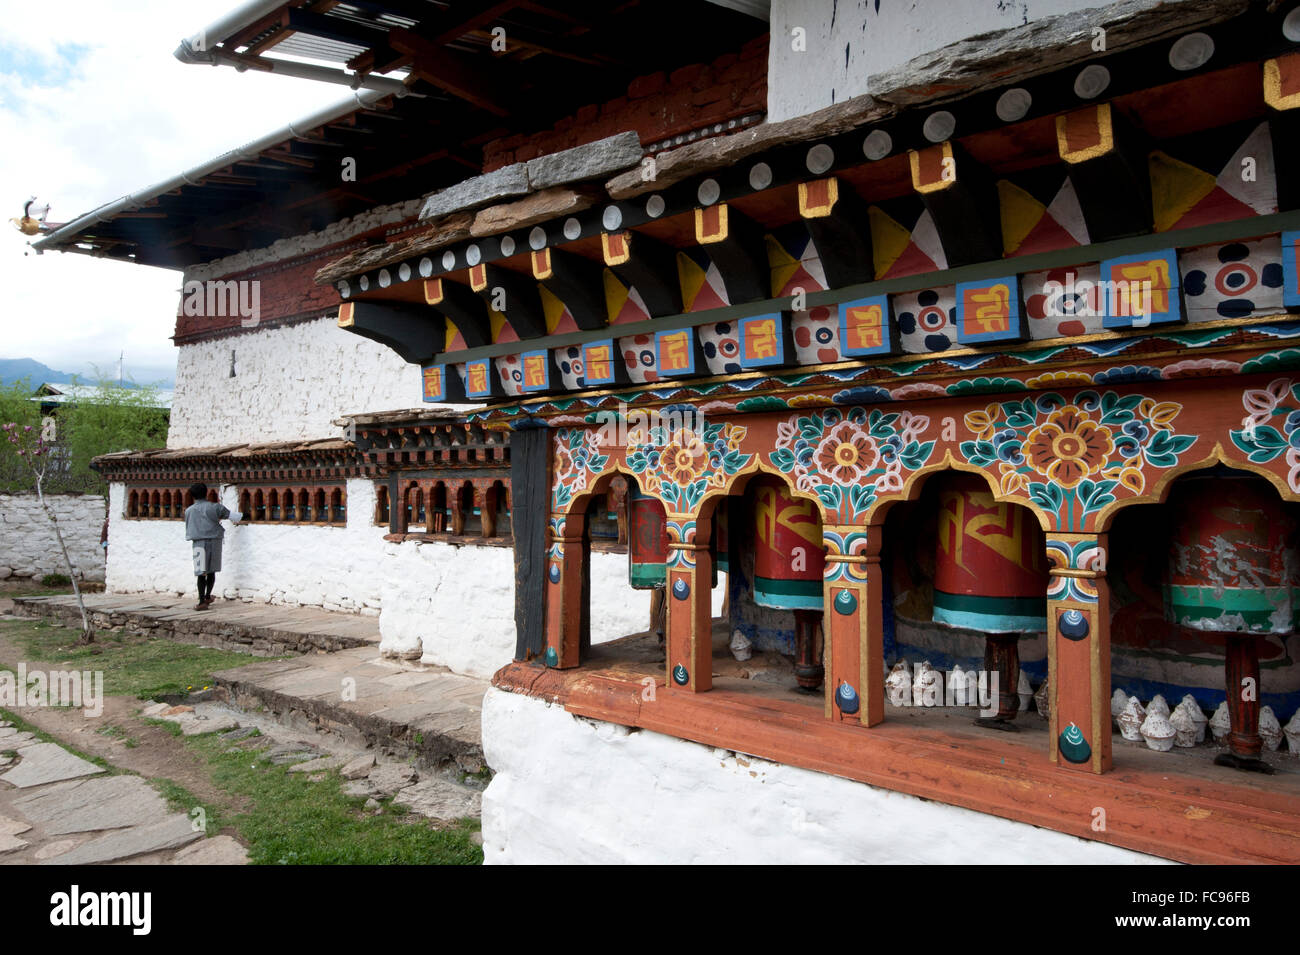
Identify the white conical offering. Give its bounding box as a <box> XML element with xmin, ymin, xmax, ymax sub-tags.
<box><xmin>1140</xmin><ymin>710</ymin><xmax>1176</xmax><ymax>752</ymax></box>
<box><xmin>1209</xmin><ymin>701</ymin><xmax>1232</xmax><ymax>741</ymax></box>
<box><xmin>1118</xmin><ymin>697</ymin><xmax>1146</xmax><ymax>741</ymax></box>
<box><xmin>950</xmin><ymin>665</ymin><xmax>967</xmax><ymax>706</ymax></box>
<box><xmin>1180</xmin><ymin>694</ymin><xmax>1208</xmax><ymax>743</ymax></box>
<box><xmin>1017</xmin><ymin>671</ymin><xmax>1033</xmax><ymax>711</ymax></box>
<box><xmin>1260</xmin><ymin>705</ymin><xmax>1283</xmax><ymax>752</ymax></box>
<box><xmin>729</xmin><ymin>629</ymin><xmax>752</xmax><ymax>662</ymax></box>
<box><xmin>885</xmin><ymin>662</ymin><xmax>911</xmax><ymax>707</ymax></box>
<box><xmin>1146</xmin><ymin>694</ymin><xmax>1170</xmax><ymax>719</ymax></box>
<box><xmin>1033</xmin><ymin>677</ymin><xmax>1050</xmax><ymax>721</ymax></box>
<box><xmin>1111</xmin><ymin>688</ymin><xmax>1129</xmax><ymax>721</ymax></box>
<box><xmin>1284</xmin><ymin>709</ymin><xmax>1300</xmax><ymax>757</ymax></box>
<box><xmin>912</xmin><ymin>661</ymin><xmax>937</xmax><ymax>706</ymax></box>
<box><xmin>1169</xmin><ymin>705</ymin><xmax>1198</xmax><ymax>748</ymax></box>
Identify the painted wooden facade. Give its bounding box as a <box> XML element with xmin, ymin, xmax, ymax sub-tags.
<box><xmin>240</xmin><ymin>4</ymin><xmax>1300</xmax><ymax>859</ymax></box>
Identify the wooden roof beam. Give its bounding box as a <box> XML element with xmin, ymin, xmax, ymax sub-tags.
<box><xmin>387</xmin><ymin>27</ymin><xmax>513</xmax><ymax>117</ymax></box>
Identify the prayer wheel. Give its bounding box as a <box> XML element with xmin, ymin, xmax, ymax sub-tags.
<box><xmin>714</xmin><ymin>500</ymin><xmax>731</xmax><ymax>574</ymax></box>
<box><xmin>752</xmin><ymin>477</ymin><xmax>825</xmax><ymax>690</ymax></box>
<box><xmin>1166</xmin><ymin>475</ymin><xmax>1296</xmax><ymax>772</ymax></box>
<box><xmin>933</xmin><ymin>474</ymin><xmax>1048</xmax><ymax>727</ymax></box>
<box><xmin>628</xmin><ymin>486</ymin><xmax>668</xmax><ymax>590</ymax></box>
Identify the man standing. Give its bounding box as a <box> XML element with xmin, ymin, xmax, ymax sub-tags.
<box><xmin>184</xmin><ymin>483</ymin><xmax>229</xmax><ymax>611</ymax></box>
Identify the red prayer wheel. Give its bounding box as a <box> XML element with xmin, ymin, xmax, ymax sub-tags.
<box><xmin>752</xmin><ymin>478</ymin><xmax>824</xmax><ymax>611</ymax></box>
<box><xmin>628</xmin><ymin>486</ymin><xmax>668</xmax><ymax>589</ymax></box>
<box><xmin>933</xmin><ymin>474</ymin><xmax>1048</xmax><ymax>633</ymax></box>
<box><xmin>752</xmin><ymin>477</ymin><xmax>825</xmax><ymax>691</ymax></box>
<box><xmin>1166</xmin><ymin>475</ymin><xmax>1298</xmax><ymax>769</ymax></box>
<box><xmin>1166</xmin><ymin>476</ymin><xmax>1296</xmax><ymax>634</ymax></box>
<box><xmin>933</xmin><ymin>474</ymin><xmax>1047</xmax><ymax>727</ymax></box>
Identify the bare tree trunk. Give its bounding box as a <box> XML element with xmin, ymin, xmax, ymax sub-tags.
<box><xmin>34</xmin><ymin>477</ymin><xmax>92</xmax><ymax>642</ymax></box>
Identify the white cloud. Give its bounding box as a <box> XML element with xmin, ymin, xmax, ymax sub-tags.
<box><xmin>0</xmin><ymin>0</ymin><xmax>349</xmax><ymax>384</ymax></box>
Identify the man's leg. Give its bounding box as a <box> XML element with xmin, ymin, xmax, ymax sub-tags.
<box><xmin>204</xmin><ymin>573</ymin><xmax>216</xmax><ymax>601</ymax></box>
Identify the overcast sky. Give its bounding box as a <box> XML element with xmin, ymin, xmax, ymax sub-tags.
<box><xmin>0</xmin><ymin>1</ymin><xmax>346</xmax><ymax>386</ymax></box>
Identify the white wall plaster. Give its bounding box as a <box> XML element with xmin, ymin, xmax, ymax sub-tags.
<box><xmin>167</xmin><ymin>317</ymin><xmax>423</xmax><ymax>448</ymax></box>
<box><xmin>480</xmin><ymin>687</ymin><xmax>1174</xmax><ymax>864</ymax></box>
<box><xmin>105</xmin><ymin>481</ymin><xmax>665</xmax><ymax>679</ymax></box>
<box><xmin>768</xmin><ymin>0</ymin><xmax>1131</xmax><ymax>122</ymax></box>
<box><xmin>0</xmin><ymin>493</ymin><xmax>106</xmax><ymax>582</ymax></box>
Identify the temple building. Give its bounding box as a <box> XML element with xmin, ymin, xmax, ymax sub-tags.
<box><xmin>33</xmin><ymin>0</ymin><xmax>1300</xmax><ymax>863</ymax></box>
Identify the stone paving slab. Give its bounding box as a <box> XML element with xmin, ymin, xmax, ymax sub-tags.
<box><xmin>39</xmin><ymin>812</ymin><xmax>201</xmax><ymax>865</ymax></box>
<box><xmin>0</xmin><ymin>743</ymin><xmax>102</xmax><ymax>788</ymax></box>
<box><xmin>12</xmin><ymin>593</ymin><xmax>380</xmax><ymax>655</ymax></box>
<box><xmin>170</xmin><ymin>834</ymin><xmax>248</xmax><ymax>865</ymax></box>
<box><xmin>13</xmin><ymin>775</ymin><xmax>167</xmax><ymax>835</ymax></box>
<box><xmin>393</xmin><ymin>777</ymin><xmax>482</xmax><ymax>820</ymax></box>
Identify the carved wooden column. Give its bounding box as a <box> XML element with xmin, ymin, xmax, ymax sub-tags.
<box><xmin>823</xmin><ymin>525</ymin><xmax>884</xmax><ymax>727</ymax></box>
<box><xmin>665</xmin><ymin>518</ymin><xmax>713</xmax><ymax>692</ymax></box>
<box><xmin>450</xmin><ymin>484</ymin><xmax>466</xmax><ymax>536</ymax></box>
<box><xmin>481</xmin><ymin>482</ymin><xmax>498</xmax><ymax>539</ymax></box>
<box><xmin>544</xmin><ymin>510</ymin><xmax>588</xmax><ymax>669</ymax></box>
<box><xmin>1046</xmin><ymin>533</ymin><xmax>1112</xmax><ymax>774</ymax></box>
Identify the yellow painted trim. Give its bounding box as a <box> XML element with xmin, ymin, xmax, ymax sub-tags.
<box><xmin>602</xmin><ymin>232</ymin><xmax>631</xmax><ymax>266</ymax></box>
<box><xmin>1264</xmin><ymin>57</ymin><xmax>1300</xmax><ymax>111</ymax></box>
<box><xmin>798</xmin><ymin>178</ymin><xmax>839</xmax><ymax>219</ymax></box>
<box><xmin>1056</xmin><ymin>103</ymin><xmax>1115</xmax><ymax>164</ymax></box>
<box><xmin>695</xmin><ymin>203</ymin><xmax>730</xmax><ymax>245</ymax></box>
<box><xmin>337</xmin><ymin>302</ymin><xmax>354</xmax><ymax>328</ymax></box>
<box><xmin>909</xmin><ymin>142</ymin><xmax>954</xmax><ymax>195</ymax></box>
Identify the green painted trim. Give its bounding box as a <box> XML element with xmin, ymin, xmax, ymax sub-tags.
<box><xmin>933</xmin><ymin>590</ymin><xmax>1048</xmax><ymax>632</ymax></box>
<box><xmin>754</xmin><ymin>575</ymin><xmax>823</xmax><ymax>610</ymax></box>
<box><xmin>629</xmin><ymin>564</ymin><xmax>666</xmax><ymax>588</ymax></box>
<box><xmin>1166</xmin><ymin>584</ymin><xmax>1291</xmax><ymax>613</ymax></box>
<box><xmin>441</xmin><ymin>211</ymin><xmax>1300</xmax><ymax>364</ymax></box>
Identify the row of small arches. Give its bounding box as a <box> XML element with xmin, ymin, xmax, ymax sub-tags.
<box><xmin>126</xmin><ymin>487</ymin><xmax>217</xmax><ymax>520</ymax></box>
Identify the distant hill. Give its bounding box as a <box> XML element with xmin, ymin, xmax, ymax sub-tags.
<box><xmin>0</xmin><ymin>359</ymin><xmax>171</xmax><ymax>390</ymax></box>
<box><xmin>0</xmin><ymin>358</ymin><xmax>75</xmax><ymax>387</ymax></box>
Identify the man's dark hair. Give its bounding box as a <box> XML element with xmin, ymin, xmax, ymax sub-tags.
<box><xmin>189</xmin><ymin>482</ymin><xmax>208</xmax><ymax>502</ymax></box>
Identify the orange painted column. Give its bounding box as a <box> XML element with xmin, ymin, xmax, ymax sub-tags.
<box><xmin>665</xmin><ymin>518</ymin><xmax>713</xmax><ymax>692</ymax></box>
<box><xmin>544</xmin><ymin>510</ymin><xmax>587</xmax><ymax>669</ymax></box>
<box><xmin>1046</xmin><ymin>533</ymin><xmax>1112</xmax><ymax>774</ymax></box>
<box><xmin>823</xmin><ymin>526</ymin><xmax>884</xmax><ymax>727</ymax></box>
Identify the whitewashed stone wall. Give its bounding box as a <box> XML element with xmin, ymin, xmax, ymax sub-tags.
<box><xmin>167</xmin><ymin>317</ymin><xmax>424</xmax><ymax>448</ymax></box>
<box><xmin>104</xmin><ymin>480</ymin><xmax>667</xmax><ymax>679</ymax></box>
<box><xmin>480</xmin><ymin>688</ymin><xmax>1173</xmax><ymax>865</ymax></box>
<box><xmin>768</xmin><ymin>0</ymin><xmax>1157</xmax><ymax>121</ymax></box>
<box><xmin>0</xmin><ymin>493</ymin><xmax>106</xmax><ymax>583</ymax></box>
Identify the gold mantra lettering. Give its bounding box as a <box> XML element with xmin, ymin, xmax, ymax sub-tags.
<box><xmin>755</xmin><ymin>485</ymin><xmax>822</xmax><ymax>548</ymax></box>
<box><xmin>937</xmin><ymin>491</ymin><xmax>1039</xmax><ymax>575</ymax></box>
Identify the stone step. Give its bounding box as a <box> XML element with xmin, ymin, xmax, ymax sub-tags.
<box><xmin>213</xmin><ymin>648</ymin><xmax>486</xmax><ymax>774</ymax></box>
<box><xmin>10</xmin><ymin>594</ymin><xmax>379</xmax><ymax>656</ymax></box>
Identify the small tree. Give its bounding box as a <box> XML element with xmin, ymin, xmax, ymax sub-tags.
<box><xmin>0</xmin><ymin>378</ymin><xmax>40</xmax><ymax>492</ymax></box>
<box><xmin>55</xmin><ymin>376</ymin><xmax>169</xmax><ymax>494</ymax></box>
<box><xmin>2</xmin><ymin>422</ymin><xmax>93</xmax><ymax>642</ymax></box>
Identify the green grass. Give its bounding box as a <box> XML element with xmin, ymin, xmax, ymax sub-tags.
<box><xmin>0</xmin><ymin>618</ymin><xmax>264</xmax><ymax>700</ymax></box>
<box><xmin>186</xmin><ymin>734</ymin><xmax>482</xmax><ymax>865</ymax></box>
<box><xmin>151</xmin><ymin>777</ymin><xmax>223</xmax><ymax>836</ymax></box>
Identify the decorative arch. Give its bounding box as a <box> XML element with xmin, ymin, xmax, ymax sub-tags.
<box><xmin>1091</xmin><ymin>442</ymin><xmax>1300</xmax><ymax>531</ymax></box>
<box><xmin>869</xmin><ymin>451</ymin><xmax>1055</xmax><ymax>531</ymax></box>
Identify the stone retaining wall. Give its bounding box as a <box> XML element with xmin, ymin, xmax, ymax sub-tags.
<box><xmin>8</xmin><ymin>597</ymin><xmax>369</xmax><ymax>656</ymax></box>
<box><xmin>0</xmin><ymin>492</ymin><xmax>106</xmax><ymax>583</ymax></box>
